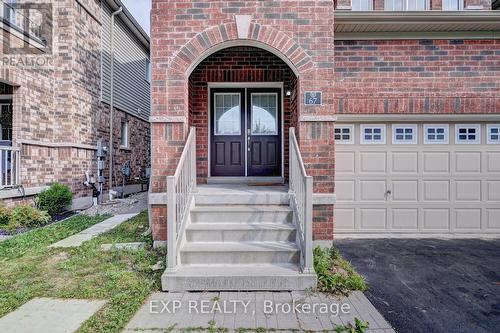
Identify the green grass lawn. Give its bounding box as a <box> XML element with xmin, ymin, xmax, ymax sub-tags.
<box><xmin>0</xmin><ymin>211</ymin><xmax>164</xmax><ymax>333</ymax></box>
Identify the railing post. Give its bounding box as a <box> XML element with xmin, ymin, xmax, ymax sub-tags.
<box><xmin>304</xmin><ymin>175</ymin><xmax>314</xmax><ymax>273</ymax></box>
<box><xmin>191</xmin><ymin>127</ymin><xmax>197</xmax><ymax>191</ymax></box>
<box><xmin>166</xmin><ymin>175</ymin><xmax>177</xmax><ymax>272</ymax></box>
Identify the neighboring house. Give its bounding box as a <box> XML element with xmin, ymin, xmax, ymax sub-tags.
<box><xmin>0</xmin><ymin>0</ymin><xmax>150</xmax><ymax>205</ymax></box>
<box><xmin>150</xmin><ymin>0</ymin><xmax>499</xmax><ymax>291</ymax></box>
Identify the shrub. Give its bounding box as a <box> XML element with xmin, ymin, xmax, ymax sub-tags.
<box><xmin>37</xmin><ymin>183</ymin><xmax>73</xmax><ymax>217</ymax></box>
<box><xmin>10</xmin><ymin>204</ymin><xmax>51</xmax><ymax>229</ymax></box>
<box><xmin>0</xmin><ymin>203</ymin><xmax>11</xmax><ymax>226</ymax></box>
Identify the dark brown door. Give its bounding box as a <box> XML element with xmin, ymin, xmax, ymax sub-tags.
<box><xmin>210</xmin><ymin>88</ymin><xmax>246</xmax><ymax>177</ymax></box>
<box><xmin>247</xmin><ymin>88</ymin><xmax>282</xmax><ymax>177</ymax></box>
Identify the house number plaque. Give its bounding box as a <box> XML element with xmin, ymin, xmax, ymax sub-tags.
<box><xmin>304</xmin><ymin>91</ymin><xmax>322</xmax><ymax>105</ymax></box>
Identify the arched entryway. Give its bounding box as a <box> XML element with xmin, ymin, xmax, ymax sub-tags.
<box><xmin>188</xmin><ymin>46</ymin><xmax>298</xmax><ymax>183</ymax></box>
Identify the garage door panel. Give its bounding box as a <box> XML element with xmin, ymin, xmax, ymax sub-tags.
<box><xmin>423</xmin><ymin>180</ymin><xmax>450</xmax><ymax>201</ymax></box>
<box><xmin>336</xmin><ymin>180</ymin><xmax>355</xmax><ymax>201</ymax></box>
<box><xmin>423</xmin><ymin>209</ymin><xmax>450</xmax><ymax>230</ymax></box>
<box><xmin>335</xmin><ymin>209</ymin><xmax>355</xmax><ymax>230</ymax></box>
<box><xmin>336</xmin><ymin>152</ymin><xmax>355</xmax><ymax>173</ymax></box>
<box><xmin>456</xmin><ymin>180</ymin><xmax>481</xmax><ymax>202</ymax></box>
<box><xmin>487</xmin><ymin>209</ymin><xmax>500</xmax><ymax>229</ymax></box>
<box><xmin>455</xmin><ymin>209</ymin><xmax>481</xmax><ymax>230</ymax></box>
<box><xmin>392</xmin><ymin>152</ymin><xmax>418</xmax><ymax>173</ymax></box>
<box><xmin>360</xmin><ymin>209</ymin><xmax>386</xmax><ymax>230</ymax></box>
<box><xmin>360</xmin><ymin>152</ymin><xmax>386</xmax><ymax>173</ymax></box>
<box><xmin>392</xmin><ymin>180</ymin><xmax>418</xmax><ymax>201</ymax></box>
<box><xmin>392</xmin><ymin>209</ymin><xmax>418</xmax><ymax>230</ymax></box>
<box><xmin>423</xmin><ymin>152</ymin><xmax>449</xmax><ymax>173</ymax></box>
<box><xmin>486</xmin><ymin>152</ymin><xmax>500</xmax><ymax>173</ymax></box>
<box><xmin>360</xmin><ymin>180</ymin><xmax>386</xmax><ymax>201</ymax></box>
<box><xmin>455</xmin><ymin>152</ymin><xmax>481</xmax><ymax>173</ymax></box>
<box><xmin>487</xmin><ymin>181</ymin><xmax>500</xmax><ymax>201</ymax></box>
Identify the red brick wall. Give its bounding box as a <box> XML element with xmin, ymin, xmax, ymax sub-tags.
<box><xmin>188</xmin><ymin>46</ymin><xmax>297</xmax><ymax>183</ymax></box>
<box><xmin>334</xmin><ymin>40</ymin><xmax>500</xmax><ymax>114</ymax></box>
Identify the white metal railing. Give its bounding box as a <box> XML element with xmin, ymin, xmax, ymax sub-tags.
<box><xmin>288</xmin><ymin>128</ymin><xmax>314</xmax><ymax>273</ymax></box>
<box><xmin>0</xmin><ymin>146</ymin><xmax>21</xmax><ymax>189</ymax></box>
<box><xmin>167</xmin><ymin>127</ymin><xmax>197</xmax><ymax>271</ymax></box>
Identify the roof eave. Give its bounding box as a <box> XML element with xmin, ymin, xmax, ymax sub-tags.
<box><xmin>105</xmin><ymin>0</ymin><xmax>150</xmax><ymax>50</ymax></box>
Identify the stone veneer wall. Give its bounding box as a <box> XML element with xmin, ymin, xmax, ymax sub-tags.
<box><xmin>0</xmin><ymin>0</ymin><xmax>150</xmax><ymax>202</ymax></box>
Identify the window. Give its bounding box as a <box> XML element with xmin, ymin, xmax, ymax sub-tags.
<box><xmin>385</xmin><ymin>0</ymin><xmax>427</xmax><ymax>10</ymax></box>
<box><xmin>487</xmin><ymin>124</ymin><xmax>500</xmax><ymax>144</ymax></box>
<box><xmin>392</xmin><ymin>125</ymin><xmax>417</xmax><ymax>144</ymax></box>
<box><xmin>145</xmin><ymin>59</ymin><xmax>151</xmax><ymax>83</ymax></box>
<box><xmin>334</xmin><ymin>125</ymin><xmax>354</xmax><ymax>144</ymax></box>
<box><xmin>214</xmin><ymin>93</ymin><xmax>241</xmax><ymax>136</ymax></box>
<box><xmin>424</xmin><ymin>124</ymin><xmax>449</xmax><ymax>144</ymax></box>
<box><xmin>120</xmin><ymin>121</ymin><xmax>129</xmax><ymax>148</ymax></box>
<box><xmin>361</xmin><ymin>125</ymin><xmax>386</xmax><ymax>144</ymax></box>
<box><xmin>442</xmin><ymin>0</ymin><xmax>463</xmax><ymax>11</ymax></box>
<box><xmin>455</xmin><ymin>124</ymin><xmax>481</xmax><ymax>144</ymax></box>
<box><xmin>352</xmin><ymin>0</ymin><xmax>373</xmax><ymax>10</ymax></box>
<box><xmin>251</xmin><ymin>93</ymin><xmax>278</xmax><ymax>135</ymax></box>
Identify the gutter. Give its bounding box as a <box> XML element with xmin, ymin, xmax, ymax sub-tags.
<box><xmin>109</xmin><ymin>6</ymin><xmax>123</xmax><ymax>195</ymax></box>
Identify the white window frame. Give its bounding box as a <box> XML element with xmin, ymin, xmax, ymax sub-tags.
<box><xmin>351</xmin><ymin>0</ymin><xmax>373</xmax><ymax>11</ymax></box>
<box><xmin>334</xmin><ymin>125</ymin><xmax>354</xmax><ymax>144</ymax></box>
<box><xmin>487</xmin><ymin>124</ymin><xmax>500</xmax><ymax>145</ymax></box>
<box><xmin>442</xmin><ymin>0</ymin><xmax>464</xmax><ymax>11</ymax></box>
<box><xmin>385</xmin><ymin>0</ymin><xmax>429</xmax><ymax>11</ymax></box>
<box><xmin>120</xmin><ymin>120</ymin><xmax>129</xmax><ymax>148</ymax></box>
<box><xmin>455</xmin><ymin>124</ymin><xmax>481</xmax><ymax>145</ymax></box>
<box><xmin>214</xmin><ymin>92</ymin><xmax>242</xmax><ymax>136</ymax></box>
<box><xmin>250</xmin><ymin>92</ymin><xmax>279</xmax><ymax>136</ymax></box>
<box><xmin>392</xmin><ymin>124</ymin><xmax>417</xmax><ymax>144</ymax></box>
<box><xmin>360</xmin><ymin>124</ymin><xmax>386</xmax><ymax>144</ymax></box>
<box><xmin>424</xmin><ymin>124</ymin><xmax>449</xmax><ymax>144</ymax></box>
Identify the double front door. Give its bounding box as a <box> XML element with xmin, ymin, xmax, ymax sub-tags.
<box><xmin>210</xmin><ymin>88</ymin><xmax>282</xmax><ymax>177</ymax></box>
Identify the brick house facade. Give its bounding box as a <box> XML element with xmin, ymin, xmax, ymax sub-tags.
<box><xmin>150</xmin><ymin>0</ymin><xmax>500</xmax><ymax>246</ymax></box>
<box><xmin>1</xmin><ymin>0</ymin><xmax>151</xmax><ymax>205</ymax></box>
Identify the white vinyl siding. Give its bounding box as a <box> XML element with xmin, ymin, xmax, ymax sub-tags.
<box><xmin>101</xmin><ymin>2</ymin><xmax>150</xmax><ymax>121</ymax></box>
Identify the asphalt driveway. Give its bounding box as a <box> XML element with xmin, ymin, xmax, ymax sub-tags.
<box><xmin>335</xmin><ymin>239</ymin><xmax>500</xmax><ymax>333</ymax></box>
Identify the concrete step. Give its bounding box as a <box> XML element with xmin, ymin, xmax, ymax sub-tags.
<box><xmin>180</xmin><ymin>241</ymin><xmax>300</xmax><ymax>265</ymax></box>
<box><xmin>162</xmin><ymin>264</ymin><xmax>317</xmax><ymax>291</ymax></box>
<box><xmin>190</xmin><ymin>205</ymin><xmax>293</xmax><ymax>223</ymax></box>
<box><xmin>186</xmin><ymin>223</ymin><xmax>296</xmax><ymax>242</ymax></box>
<box><xmin>195</xmin><ymin>185</ymin><xmax>289</xmax><ymax>205</ymax></box>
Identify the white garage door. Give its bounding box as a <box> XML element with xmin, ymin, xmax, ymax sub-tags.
<box><xmin>335</xmin><ymin>122</ymin><xmax>500</xmax><ymax>237</ymax></box>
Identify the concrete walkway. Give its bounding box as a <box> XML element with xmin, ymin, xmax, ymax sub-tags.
<box><xmin>49</xmin><ymin>213</ymin><xmax>138</xmax><ymax>248</ymax></box>
<box><xmin>124</xmin><ymin>291</ymin><xmax>395</xmax><ymax>332</ymax></box>
<box><xmin>0</xmin><ymin>298</ymin><xmax>105</xmax><ymax>333</ymax></box>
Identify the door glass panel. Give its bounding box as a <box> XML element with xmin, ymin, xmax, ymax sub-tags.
<box><xmin>251</xmin><ymin>93</ymin><xmax>277</xmax><ymax>135</ymax></box>
<box><xmin>214</xmin><ymin>93</ymin><xmax>240</xmax><ymax>135</ymax></box>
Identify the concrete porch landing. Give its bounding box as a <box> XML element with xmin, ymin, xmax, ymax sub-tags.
<box><xmin>162</xmin><ymin>184</ymin><xmax>317</xmax><ymax>291</ymax></box>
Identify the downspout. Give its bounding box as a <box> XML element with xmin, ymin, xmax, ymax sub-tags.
<box><xmin>109</xmin><ymin>5</ymin><xmax>123</xmax><ymax>198</ymax></box>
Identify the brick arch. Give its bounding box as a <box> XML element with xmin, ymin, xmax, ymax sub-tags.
<box><xmin>169</xmin><ymin>21</ymin><xmax>314</xmax><ymax>78</ymax></box>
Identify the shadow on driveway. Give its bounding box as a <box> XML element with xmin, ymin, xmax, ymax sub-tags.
<box><xmin>335</xmin><ymin>239</ymin><xmax>500</xmax><ymax>333</ymax></box>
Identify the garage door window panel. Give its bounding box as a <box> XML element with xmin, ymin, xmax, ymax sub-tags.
<box><xmin>335</xmin><ymin>125</ymin><xmax>354</xmax><ymax>144</ymax></box>
<box><xmin>424</xmin><ymin>125</ymin><xmax>449</xmax><ymax>144</ymax></box>
<box><xmin>487</xmin><ymin>125</ymin><xmax>500</xmax><ymax>144</ymax></box>
<box><xmin>393</xmin><ymin>125</ymin><xmax>417</xmax><ymax>144</ymax></box>
<box><xmin>456</xmin><ymin>124</ymin><xmax>481</xmax><ymax>144</ymax></box>
<box><xmin>361</xmin><ymin>125</ymin><xmax>386</xmax><ymax>144</ymax></box>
